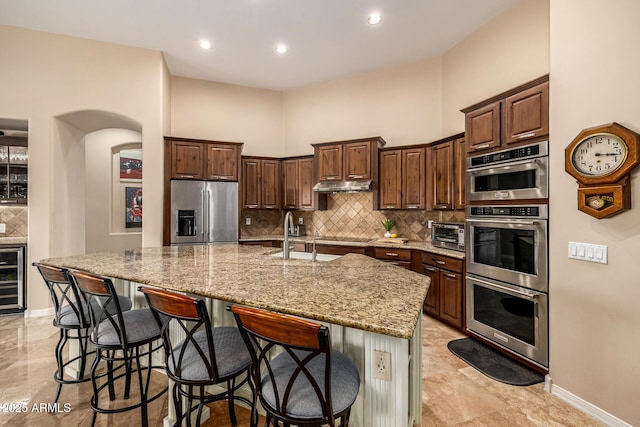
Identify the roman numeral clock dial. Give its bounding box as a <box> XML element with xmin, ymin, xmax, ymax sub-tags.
<box><xmin>565</xmin><ymin>122</ymin><xmax>640</xmax><ymax>219</ymax></box>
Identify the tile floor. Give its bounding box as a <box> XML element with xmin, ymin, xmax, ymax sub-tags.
<box><xmin>0</xmin><ymin>313</ymin><xmax>603</xmax><ymax>426</ymax></box>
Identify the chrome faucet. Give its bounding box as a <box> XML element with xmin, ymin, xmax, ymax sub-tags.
<box><xmin>283</xmin><ymin>211</ymin><xmax>294</xmax><ymax>260</ymax></box>
<box><xmin>312</xmin><ymin>230</ymin><xmax>319</xmax><ymax>262</ymax></box>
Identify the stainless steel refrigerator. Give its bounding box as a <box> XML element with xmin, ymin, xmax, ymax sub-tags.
<box><xmin>170</xmin><ymin>181</ymin><xmax>238</xmax><ymax>244</ymax></box>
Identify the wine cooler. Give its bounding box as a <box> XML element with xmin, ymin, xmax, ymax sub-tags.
<box><xmin>0</xmin><ymin>247</ymin><xmax>24</xmax><ymax>312</ymax></box>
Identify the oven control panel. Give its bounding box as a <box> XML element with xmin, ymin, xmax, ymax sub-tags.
<box><xmin>468</xmin><ymin>205</ymin><xmax>548</xmax><ymax>218</ymax></box>
<box><xmin>468</xmin><ymin>140</ymin><xmax>548</xmax><ymax>169</ymax></box>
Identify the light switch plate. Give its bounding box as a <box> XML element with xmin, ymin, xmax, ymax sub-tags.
<box><xmin>245</xmin><ymin>218</ymin><xmax>251</xmax><ymax>225</ymax></box>
<box><xmin>568</xmin><ymin>242</ymin><xmax>607</xmax><ymax>264</ymax></box>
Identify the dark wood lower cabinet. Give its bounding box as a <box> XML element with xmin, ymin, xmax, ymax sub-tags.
<box><xmin>420</xmin><ymin>253</ymin><xmax>465</xmax><ymax>331</ymax></box>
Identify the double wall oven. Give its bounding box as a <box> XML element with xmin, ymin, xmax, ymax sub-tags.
<box><xmin>465</xmin><ymin>141</ymin><xmax>549</xmax><ymax>368</ymax></box>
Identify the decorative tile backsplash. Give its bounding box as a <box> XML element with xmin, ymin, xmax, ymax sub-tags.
<box><xmin>240</xmin><ymin>193</ymin><xmax>464</xmax><ymax>241</ymax></box>
<box><xmin>0</xmin><ymin>207</ymin><xmax>28</xmax><ymax>237</ymax></box>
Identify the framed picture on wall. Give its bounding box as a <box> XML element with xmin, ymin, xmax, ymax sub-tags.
<box><xmin>120</xmin><ymin>148</ymin><xmax>142</xmax><ymax>181</ymax></box>
<box><xmin>125</xmin><ymin>187</ymin><xmax>142</xmax><ymax>228</ymax></box>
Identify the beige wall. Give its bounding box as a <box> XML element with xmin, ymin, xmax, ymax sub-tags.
<box><xmin>549</xmin><ymin>1</ymin><xmax>640</xmax><ymax>424</ymax></box>
<box><xmin>84</xmin><ymin>129</ymin><xmax>142</xmax><ymax>254</ymax></box>
<box><xmin>170</xmin><ymin>77</ymin><xmax>283</xmax><ymax>156</ymax></box>
<box><xmin>283</xmin><ymin>57</ymin><xmax>443</xmax><ymax>154</ymax></box>
<box><xmin>0</xmin><ymin>25</ymin><xmax>166</xmax><ymax>312</ymax></box>
<box><xmin>441</xmin><ymin>0</ymin><xmax>549</xmax><ymax>134</ymax></box>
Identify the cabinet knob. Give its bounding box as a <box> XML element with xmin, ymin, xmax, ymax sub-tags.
<box><xmin>443</xmin><ymin>272</ymin><xmax>457</xmax><ymax>279</ymax></box>
<box><xmin>435</xmin><ymin>260</ymin><xmax>446</xmax><ymax>265</ymax></box>
<box><xmin>385</xmin><ymin>252</ymin><xmax>399</xmax><ymax>257</ymax></box>
<box><xmin>473</xmin><ymin>143</ymin><xmax>490</xmax><ymax>150</ymax></box>
<box><xmin>180</xmin><ymin>175</ymin><xmax>195</xmax><ymax>178</ymax></box>
<box><xmin>515</xmin><ymin>132</ymin><xmax>536</xmax><ymax>139</ymax></box>
<box><xmin>424</xmin><ymin>266</ymin><xmax>436</xmax><ymax>272</ymax></box>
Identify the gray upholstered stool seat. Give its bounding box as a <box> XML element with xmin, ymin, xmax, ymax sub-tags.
<box><xmin>93</xmin><ymin>308</ymin><xmax>161</xmax><ymax>346</ymax></box>
<box><xmin>262</xmin><ymin>349</ymin><xmax>360</xmax><ymax>420</ymax></box>
<box><xmin>58</xmin><ymin>295</ymin><xmax>132</xmax><ymax>327</ymax></box>
<box><xmin>167</xmin><ymin>326</ymin><xmax>252</xmax><ymax>381</ymax></box>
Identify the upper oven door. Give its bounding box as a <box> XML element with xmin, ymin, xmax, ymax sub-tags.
<box><xmin>466</xmin><ymin>156</ymin><xmax>548</xmax><ymax>202</ymax></box>
<box><xmin>466</xmin><ymin>217</ymin><xmax>547</xmax><ymax>292</ymax></box>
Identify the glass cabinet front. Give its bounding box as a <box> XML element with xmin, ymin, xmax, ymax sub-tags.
<box><xmin>0</xmin><ymin>138</ymin><xmax>28</xmax><ymax>204</ymax></box>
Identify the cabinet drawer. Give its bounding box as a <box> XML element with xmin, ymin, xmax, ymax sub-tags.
<box><xmin>383</xmin><ymin>260</ymin><xmax>412</xmax><ymax>270</ymax></box>
<box><xmin>421</xmin><ymin>253</ymin><xmax>463</xmax><ymax>273</ymax></box>
<box><xmin>315</xmin><ymin>245</ymin><xmax>366</xmax><ymax>256</ymax></box>
<box><xmin>374</xmin><ymin>247</ymin><xmax>412</xmax><ymax>261</ymax></box>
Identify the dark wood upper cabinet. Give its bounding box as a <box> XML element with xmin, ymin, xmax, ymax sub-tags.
<box><xmin>379</xmin><ymin>150</ymin><xmax>402</xmax><ymax>209</ymax></box>
<box><xmin>317</xmin><ymin>144</ymin><xmax>343</xmax><ymax>181</ymax></box>
<box><xmin>344</xmin><ymin>141</ymin><xmax>372</xmax><ymax>180</ymax></box>
<box><xmin>453</xmin><ymin>138</ymin><xmax>466</xmax><ymax>210</ymax></box>
<box><xmin>504</xmin><ymin>81</ymin><xmax>549</xmax><ymax>144</ymax></box>
<box><xmin>242</xmin><ymin>157</ymin><xmax>261</xmax><ymax>209</ymax></box>
<box><xmin>402</xmin><ymin>148</ymin><xmax>426</xmax><ymax>209</ymax></box>
<box><xmin>168</xmin><ymin>137</ymin><xmax>242</xmax><ymax>181</ymax></box>
<box><xmin>204</xmin><ymin>143</ymin><xmax>240</xmax><ymax>181</ymax></box>
<box><xmin>298</xmin><ymin>157</ymin><xmax>324</xmax><ymax>210</ymax></box>
<box><xmin>261</xmin><ymin>159</ymin><xmax>280</xmax><ymax>209</ymax></box>
<box><xmin>463</xmin><ymin>75</ymin><xmax>549</xmax><ymax>154</ymax></box>
<box><xmin>171</xmin><ymin>140</ymin><xmax>204</xmax><ymax>179</ymax></box>
<box><xmin>465</xmin><ymin>102</ymin><xmax>501</xmax><ymax>154</ymax></box>
<box><xmin>429</xmin><ymin>141</ymin><xmax>454</xmax><ymax>210</ymax></box>
<box><xmin>281</xmin><ymin>159</ymin><xmax>298</xmax><ymax>209</ymax></box>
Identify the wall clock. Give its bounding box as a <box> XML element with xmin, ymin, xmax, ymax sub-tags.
<box><xmin>565</xmin><ymin>122</ymin><xmax>640</xmax><ymax>219</ymax></box>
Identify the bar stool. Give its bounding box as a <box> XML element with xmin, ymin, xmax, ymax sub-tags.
<box><xmin>33</xmin><ymin>262</ymin><xmax>133</xmax><ymax>404</ymax></box>
<box><xmin>68</xmin><ymin>269</ymin><xmax>167</xmax><ymax>427</ymax></box>
<box><xmin>140</xmin><ymin>286</ymin><xmax>256</xmax><ymax>427</ymax></box>
<box><xmin>229</xmin><ymin>305</ymin><xmax>361</xmax><ymax>427</ymax></box>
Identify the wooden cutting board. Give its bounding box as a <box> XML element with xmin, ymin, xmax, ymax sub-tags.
<box><xmin>376</xmin><ymin>237</ymin><xmax>409</xmax><ymax>244</ymax></box>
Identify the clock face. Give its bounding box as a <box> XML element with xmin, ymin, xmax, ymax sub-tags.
<box><xmin>571</xmin><ymin>133</ymin><xmax>628</xmax><ymax>177</ymax></box>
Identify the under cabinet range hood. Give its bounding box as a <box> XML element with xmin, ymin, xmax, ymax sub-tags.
<box><xmin>312</xmin><ymin>179</ymin><xmax>372</xmax><ymax>193</ymax></box>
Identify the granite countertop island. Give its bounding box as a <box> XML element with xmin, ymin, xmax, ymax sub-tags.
<box><xmin>41</xmin><ymin>243</ymin><xmax>427</xmax><ymax>425</ymax></box>
<box><xmin>41</xmin><ymin>244</ymin><xmax>429</xmax><ymax>339</ymax></box>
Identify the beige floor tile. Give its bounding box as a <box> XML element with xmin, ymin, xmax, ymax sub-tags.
<box><xmin>0</xmin><ymin>312</ymin><xmax>605</xmax><ymax>426</ymax></box>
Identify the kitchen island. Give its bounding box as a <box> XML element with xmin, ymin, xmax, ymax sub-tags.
<box><xmin>40</xmin><ymin>244</ymin><xmax>429</xmax><ymax>426</ymax></box>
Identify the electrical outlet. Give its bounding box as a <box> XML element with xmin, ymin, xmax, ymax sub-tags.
<box><xmin>245</xmin><ymin>217</ymin><xmax>251</xmax><ymax>225</ymax></box>
<box><xmin>0</xmin><ymin>223</ymin><xmax>5</xmax><ymax>233</ymax></box>
<box><xmin>373</xmin><ymin>350</ymin><xmax>391</xmax><ymax>381</ymax></box>
<box><xmin>298</xmin><ymin>217</ymin><xmax>304</xmax><ymax>225</ymax></box>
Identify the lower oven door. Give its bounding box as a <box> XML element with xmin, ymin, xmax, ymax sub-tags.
<box><xmin>466</xmin><ymin>217</ymin><xmax>547</xmax><ymax>292</ymax></box>
<box><xmin>466</xmin><ymin>274</ymin><xmax>548</xmax><ymax>368</ymax></box>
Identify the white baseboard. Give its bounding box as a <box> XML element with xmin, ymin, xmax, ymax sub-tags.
<box><xmin>549</xmin><ymin>380</ymin><xmax>632</xmax><ymax>427</ymax></box>
<box><xmin>24</xmin><ymin>307</ymin><xmax>54</xmax><ymax>318</ymax></box>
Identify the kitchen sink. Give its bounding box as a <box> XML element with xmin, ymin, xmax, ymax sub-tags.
<box><xmin>269</xmin><ymin>251</ymin><xmax>341</xmax><ymax>262</ymax></box>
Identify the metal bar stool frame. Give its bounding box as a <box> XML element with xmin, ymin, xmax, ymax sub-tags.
<box><xmin>69</xmin><ymin>269</ymin><xmax>167</xmax><ymax>427</ymax></box>
<box><xmin>229</xmin><ymin>305</ymin><xmax>360</xmax><ymax>427</ymax></box>
<box><xmin>33</xmin><ymin>262</ymin><xmax>95</xmax><ymax>404</ymax></box>
<box><xmin>140</xmin><ymin>286</ymin><xmax>257</xmax><ymax>427</ymax></box>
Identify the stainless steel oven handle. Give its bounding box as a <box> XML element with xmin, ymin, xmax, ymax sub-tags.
<box><xmin>466</xmin><ymin>218</ymin><xmax>539</xmax><ymax>226</ymax></box>
<box><xmin>468</xmin><ymin>275</ymin><xmax>540</xmax><ymax>300</ymax></box>
<box><xmin>466</xmin><ymin>156</ymin><xmax>545</xmax><ymax>172</ymax></box>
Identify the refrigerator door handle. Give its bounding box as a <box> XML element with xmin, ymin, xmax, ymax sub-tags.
<box><xmin>201</xmin><ymin>190</ymin><xmax>206</xmax><ymax>238</ymax></box>
<box><xmin>206</xmin><ymin>189</ymin><xmax>212</xmax><ymax>241</ymax></box>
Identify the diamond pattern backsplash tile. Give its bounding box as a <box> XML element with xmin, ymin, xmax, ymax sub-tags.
<box><xmin>239</xmin><ymin>194</ymin><xmax>465</xmax><ymax>241</ymax></box>
<box><xmin>0</xmin><ymin>207</ymin><xmax>28</xmax><ymax>237</ymax></box>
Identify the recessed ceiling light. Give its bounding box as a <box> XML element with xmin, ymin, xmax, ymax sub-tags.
<box><xmin>276</xmin><ymin>44</ymin><xmax>288</xmax><ymax>54</ymax></box>
<box><xmin>199</xmin><ymin>40</ymin><xmax>211</xmax><ymax>49</ymax></box>
<box><xmin>368</xmin><ymin>13</ymin><xmax>382</xmax><ymax>25</ymax></box>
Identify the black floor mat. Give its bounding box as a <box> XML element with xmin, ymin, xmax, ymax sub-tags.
<box><xmin>447</xmin><ymin>337</ymin><xmax>544</xmax><ymax>386</ymax></box>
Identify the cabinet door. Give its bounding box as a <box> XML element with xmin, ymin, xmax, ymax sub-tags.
<box><xmin>402</xmin><ymin>147</ymin><xmax>425</xmax><ymax>209</ymax></box>
<box><xmin>422</xmin><ymin>265</ymin><xmax>440</xmax><ymax>316</ymax></box>
<box><xmin>242</xmin><ymin>158</ymin><xmax>261</xmax><ymax>209</ymax></box>
<box><xmin>171</xmin><ymin>141</ymin><xmax>204</xmax><ymax>179</ymax></box>
<box><xmin>453</xmin><ymin>138</ymin><xmax>466</xmax><ymax>210</ymax></box>
<box><xmin>282</xmin><ymin>159</ymin><xmax>298</xmax><ymax>209</ymax></box>
<box><xmin>298</xmin><ymin>157</ymin><xmax>316</xmax><ymax>210</ymax></box>
<box><xmin>261</xmin><ymin>160</ymin><xmax>281</xmax><ymax>209</ymax></box>
<box><xmin>205</xmin><ymin>144</ymin><xmax>239</xmax><ymax>181</ymax></box>
<box><xmin>504</xmin><ymin>81</ymin><xmax>549</xmax><ymax>144</ymax></box>
<box><xmin>317</xmin><ymin>145</ymin><xmax>343</xmax><ymax>181</ymax></box>
<box><xmin>430</xmin><ymin>141</ymin><xmax>454</xmax><ymax>210</ymax></box>
<box><xmin>465</xmin><ymin>101</ymin><xmax>501</xmax><ymax>153</ymax></box>
<box><xmin>439</xmin><ymin>270</ymin><xmax>463</xmax><ymax>329</ymax></box>
<box><xmin>344</xmin><ymin>141</ymin><xmax>371</xmax><ymax>180</ymax></box>
<box><xmin>379</xmin><ymin>150</ymin><xmax>402</xmax><ymax>209</ymax></box>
